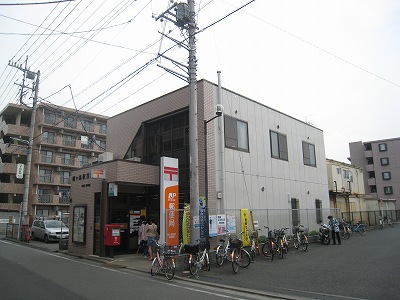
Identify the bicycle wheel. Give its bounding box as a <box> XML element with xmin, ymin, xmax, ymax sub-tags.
<box><xmin>164</xmin><ymin>257</ymin><xmax>175</xmax><ymax>280</ymax></box>
<box><xmin>189</xmin><ymin>254</ymin><xmax>199</xmax><ymax>276</ymax></box>
<box><xmin>238</xmin><ymin>248</ymin><xmax>251</xmax><ymax>268</ymax></box>
<box><xmin>293</xmin><ymin>236</ymin><xmax>299</xmax><ymax>249</ymax></box>
<box><xmin>262</xmin><ymin>242</ymin><xmax>273</xmax><ymax>259</ymax></box>
<box><xmin>231</xmin><ymin>248</ymin><xmax>239</xmax><ymax>273</ymax></box>
<box><xmin>279</xmin><ymin>241</ymin><xmax>285</xmax><ymax>259</ymax></box>
<box><xmin>358</xmin><ymin>226</ymin><xmax>366</xmax><ymax>236</ymax></box>
<box><xmin>216</xmin><ymin>246</ymin><xmax>224</xmax><ymax>266</ymax></box>
<box><xmin>150</xmin><ymin>257</ymin><xmax>160</xmax><ymax>276</ymax></box>
<box><xmin>202</xmin><ymin>252</ymin><xmax>210</xmax><ymax>271</ymax></box>
<box><xmin>300</xmin><ymin>236</ymin><xmax>308</xmax><ymax>251</ymax></box>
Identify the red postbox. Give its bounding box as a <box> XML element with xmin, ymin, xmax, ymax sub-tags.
<box><xmin>104</xmin><ymin>224</ymin><xmax>121</xmax><ymax>246</ymax></box>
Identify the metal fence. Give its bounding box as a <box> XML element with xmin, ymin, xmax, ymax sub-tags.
<box><xmin>341</xmin><ymin>210</ymin><xmax>399</xmax><ymax>227</ymax></box>
<box><xmin>165</xmin><ymin>207</ymin><xmax>341</xmax><ymax>247</ymax></box>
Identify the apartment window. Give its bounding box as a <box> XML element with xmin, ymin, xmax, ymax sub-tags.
<box><xmin>336</xmin><ymin>168</ymin><xmax>341</xmax><ymax>175</ymax></box>
<box><xmin>270</xmin><ymin>130</ymin><xmax>288</xmax><ymax>160</ymax></box>
<box><xmin>36</xmin><ymin>208</ymin><xmax>49</xmax><ymax>216</ymax></box>
<box><xmin>81</xmin><ymin>120</ymin><xmax>94</xmax><ymax>132</ymax></box>
<box><xmin>39</xmin><ymin>169</ymin><xmax>52</xmax><ymax>183</ymax></box>
<box><xmin>61</xmin><ymin>153</ymin><xmax>72</xmax><ymax>165</ymax></box>
<box><xmin>78</xmin><ymin>155</ymin><xmax>89</xmax><ymax>167</ymax></box>
<box><xmin>41</xmin><ymin>150</ymin><xmax>53</xmax><ymax>163</ymax></box>
<box><xmin>42</xmin><ymin>131</ymin><xmax>55</xmax><ymax>144</ymax></box>
<box><xmin>38</xmin><ymin>189</ymin><xmax>51</xmax><ymax>203</ymax></box>
<box><xmin>81</xmin><ymin>136</ymin><xmax>92</xmax><ymax>149</ymax></box>
<box><xmin>343</xmin><ymin>170</ymin><xmax>350</xmax><ymax>179</ymax></box>
<box><xmin>44</xmin><ymin>112</ymin><xmax>56</xmax><ymax>125</ymax></box>
<box><xmin>64</xmin><ymin>116</ymin><xmax>76</xmax><ymax>128</ymax></box>
<box><xmin>97</xmin><ymin>140</ymin><xmax>106</xmax><ymax>151</ymax></box>
<box><xmin>291</xmin><ymin>198</ymin><xmax>300</xmax><ymax>227</ymax></box>
<box><xmin>60</xmin><ymin>171</ymin><xmax>70</xmax><ymax>184</ymax></box>
<box><xmin>380</xmin><ymin>157</ymin><xmax>389</xmax><ymax>166</ymax></box>
<box><xmin>382</xmin><ymin>172</ymin><xmax>391</xmax><ymax>180</ymax></box>
<box><xmin>99</xmin><ymin>123</ymin><xmax>107</xmax><ymax>134</ymax></box>
<box><xmin>225</xmin><ymin>116</ymin><xmax>249</xmax><ymax>151</ymax></box>
<box><xmin>378</xmin><ymin>143</ymin><xmax>387</xmax><ymax>152</ymax></box>
<box><xmin>384</xmin><ymin>186</ymin><xmax>393</xmax><ymax>195</ymax></box>
<box><xmin>63</xmin><ymin>134</ymin><xmax>75</xmax><ymax>147</ymax></box>
<box><xmin>315</xmin><ymin>199</ymin><xmax>322</xmax><ymax>224</ymax></box>
<box><xmin>302</xmin><ymin>141</ymin><xmax>316</xmax><ymax>167</ymax></box>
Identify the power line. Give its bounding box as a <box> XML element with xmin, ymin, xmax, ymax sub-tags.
<box><xmin>0</xmin><ymin>0</ymin><xmax>78</xmax><ymax>6</ymax></box>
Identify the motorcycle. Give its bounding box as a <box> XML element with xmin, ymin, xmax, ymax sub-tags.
<box><xmin>318</xmin><ymin>224</ymin><xmax>331</xmax><ymax>245</ymax></box>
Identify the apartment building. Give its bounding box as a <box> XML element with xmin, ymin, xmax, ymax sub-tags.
<box><xmin>349</xmin><ymin>138</ymin><xmax>399</xmax><ymax>210</ymax></box>
<box><xmin>0</xmin><ymin>103</ymin><xmax>107</xmax><ymax>220</ymax></box>
<box><xmin>69</xmin><ymin>79</ymin><xmax>330</xmax><ymax>256</ymax></box>
<box><xmin>326</xmin><ymin>159</ymin><xmax>366</xmax><ymax>216</ymax></box>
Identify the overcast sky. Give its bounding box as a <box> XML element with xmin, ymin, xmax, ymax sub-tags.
<box><xmin>1</xmin><ymin>0</ymin><xmax>399</xmax><ymax>163</ymax></box>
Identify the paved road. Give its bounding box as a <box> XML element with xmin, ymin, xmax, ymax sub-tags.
<box><xmin>0</xmin><ymin>239</ymin><xmax>274</xmax><ymax>300</ymax></box>
<box><xmin>2</xmin><ymin>225</ymin><xmax>399</xmax><ymax>299</ymax></box>
<box><xmin>195</xmin><ymin>226</ymin><xmax>399</xmax><ymax>300</ymax></box>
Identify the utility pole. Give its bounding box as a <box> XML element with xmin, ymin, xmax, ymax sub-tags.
<box><xmin>8</xmin><ymin>58</ymin><xmax>40</xmax><ymax>240</ymax></box>
<box><xmin>155</xmin><ymin>1</ymin><xmax>200</xmax><ymax>243</ymax></box>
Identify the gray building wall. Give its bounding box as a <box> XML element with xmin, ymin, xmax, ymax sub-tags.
<box><xmin>349</xmin><ymin>138</ymin><xmax>400</xmax><ymax>209</ymax></box>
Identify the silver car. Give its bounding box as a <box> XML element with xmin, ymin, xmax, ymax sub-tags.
<box><xmin>31</xmin><ymin>219</ymin><xmax>69</xmax><ymax>243</ymax></box>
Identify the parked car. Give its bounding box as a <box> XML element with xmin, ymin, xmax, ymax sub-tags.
<box><xmin>31</xmin><ymin>219</ymin><xmax>69</xmax><ymax>243</ymax></box>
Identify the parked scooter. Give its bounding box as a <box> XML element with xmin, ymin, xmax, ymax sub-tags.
<box><xmin>319</xmin><ymin>224</ymin><xmax>331</xmax><ymax>245</ymax></box>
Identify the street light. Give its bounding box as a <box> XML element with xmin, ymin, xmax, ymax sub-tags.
<box><xmin>203</xmin><ymin>105</ymin><xmax>223</xmax><ymax>240</ymax></box>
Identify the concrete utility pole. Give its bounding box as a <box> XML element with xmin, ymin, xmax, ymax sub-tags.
<box><xmin>9</xmin><ymin>59</ymin><xmax>40</xmax><ymax>240</ymax></box>
<box><xmin>155</xmin><ymin>1</ymin><xmax>200</xmax><ymax>244</ymax></box>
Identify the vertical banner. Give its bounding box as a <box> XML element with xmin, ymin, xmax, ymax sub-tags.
<box><xmin>182</xmin><ymin>204</ymin><xmax>190</xmax><ymax>244</ymax></box>
<box><xmin>160</xmin><ymin>157</ymin><xmax>179</xmax><ymax>246</ymax></box>
<box><xmin>199</xmin><ymin>197</ymin><xmax>207</xmax><ymax>239</ymax></box>
<box><xmin>240</xmin><ymin>209</ymin><xmax>251</xmax><ymax>246</ymax></box>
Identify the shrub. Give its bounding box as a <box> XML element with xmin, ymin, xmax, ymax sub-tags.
<box><xmin>258</xmin><ymin>235</ymin><xmax>268</xmax><ymax>243</ymax></box>
<box><xmin>308</xmin><ymin>230</ymin><xmax>318</xmax><ymax>236</ymax></box>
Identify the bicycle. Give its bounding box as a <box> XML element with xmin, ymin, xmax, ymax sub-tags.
<box><xmin>216</xmin><ymin>231</ymin><xmax>251</xmax><ymax>270</ymax></box>
<box><xmin>293</xmin><ymin>225</ymin><xmax>308</xmax><ymax>251</ymax></box>
<box><xmin>340</xmin><ymin>221</ymin><xmax>351</xmax><ymax>240</ymax></box>
<box><xmin>230</xmin><ymin>235</ymin><xmax>251</xmax><ymax>273</ymax></box>
<box><xmin>353</xmin><ymin>221</ymin><xmax>367</xmax><ymax>236</ymax></box>
<box><xmin>274</xmin><ymin>228</ymin><xmax>289</xmax><ymax>259</ymax></box>
<box><xmin>380</xmin><ymin>216</ymin><xmax>395</xmax><ymax>229</ymax></box>
<box><xmin>184</xmin><ymin>239</ymin><xmax>210</xmax><ymax>278</ymax></box>
<box><xmin>261</xmin><ymin>226</ymin><xmax>274</xmax><ymax>261</ymax></box>
<box><xmin>250</xmin><ymin>228</ymin><xmax>261</xmax><ymax>262</ymax></box>
<box><xmin>150</xmin><ymin>241</ymin><xmax>176</xmax><ymax>280</ymax></box>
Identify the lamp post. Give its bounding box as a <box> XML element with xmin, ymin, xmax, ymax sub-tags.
<box><xmin>203</xmin><ymin>106</ymin><xmax>223</xmax><ymax>240</ymax></box>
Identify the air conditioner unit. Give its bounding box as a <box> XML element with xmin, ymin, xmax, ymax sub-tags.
<box><xmin>127</xmin><ymin>157</ymin><xmax>141</xmax><ymax>162</ymax></box>
<box><xmin>98</xmin><ymin>152</ymin><xmax>113</xmax><ymax>162</ymax></box>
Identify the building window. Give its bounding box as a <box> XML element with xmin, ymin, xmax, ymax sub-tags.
<box><xmin>63</xmin><ymin>134</ymin><xmax>76</xmax><ymax>147</ymax></box>
<box><xmin>302</xmin><ymin>141</ymin><xmax>316</xmax><ymax>167</ymax></box>
<box><xmin>41</xmin><ymin>150</ymin><xmax>53</xmax><ymax>163</ymax></box>
<box><xmin>291</xmin><ymin>198</ymin><xmax>300</xmax><ymax>227</ymax></box>
<box><xmin>78</xmin><ymin>155</ymin><xmax>89</xmax><ymax>166</ymax></box>
<box><xmin>384</xmin><ymin>186</ymin><xmax>393</xmax><ymax>195</ymax></box>
<box><xmin>336</xmin><ymin>168</ymin><xmax>341</xmax><ymax>175</ymax></box>
<box><xmin>60</xmin><ymin>171</ymin><xmax>70</xmax><ymax>184</ymax></box>
<box><xmin>378</xmin><ymin>143</ymin><xmax>387</xmax><ymax>152</ymax></box>
<box><xmin>96</xmin><ymin>140</ymin><xmax>106</xmax><ymax>151</ymax></box>
<box><xmin>36</xmin><ymin>208</ymin><xmax>49</xmax><ymax>216</ymax></box>
<box><xmin>64</xmin><ymin>116</ymin><xmax>77</xmax><ymax>129</ymax></box>
<box><xmin>99</xmin><ymin>123</ymin><xmax>107</xmax><ymax>134</ymax></box>
<box><xmin>315</xmin><ymin>199</ymin><xmax>322</xmax><ymax>224</ymax></box>
<box><xmin>61</xmin><ymin>153</ymin><xmax>73</xmax><ymax>165</ymax></box>
<box><xmin>42</xmin><ymin>131</ymin><xmax>55</xmax><ymax>144</ymax></box>
<box><xmin>38</xmin><ymin>189</ymin><xmax>52</xmax><ymax>203</ymax></box>
<box><xmin>44</xmin><ymin>112</ymin><xmax>56</xmax><ymax>125</ymax></box>
<box><xmin>380</xmin><ymin>157</ymin><xmax>389</xmax><ymax>166</ymax></box>
<box><xmin>382</xmin><ymin>172</ymin><xmax>391</xmax><ymax>180</ymax></box>
<box><xmin>81</xmin><ymin>136</ymin><xmax>93</xmax><ymax>149</ymax></box>
<box><xmin>73</xmin><ymin>206</ymin><xmax>86</xmax><ymax>244</ymax></box>
<box><xmin>343</xmin><ymin>170</ymin><xmax>353</xmax><ymax>182</ymax></box>
<box><xmin>270</xmin><ymin>130</ymin><xmax>288</xmax><ymax>160</ymax></box>
<box><xmin>81</xmin><ymin>120</ymin><xmax>94</xmax><ymax>132</ymax></box>
<box><xmin>39</xmin><ymin>169</ymin><xmax>52</xmax><ymax>183</ymax></box>
<box><xmin>225</xmin><ymin>116</ymin><xmax>249</xmax><ymax>151</ymax></box>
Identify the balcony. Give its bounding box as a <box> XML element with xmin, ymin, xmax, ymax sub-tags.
<box><xmin>0</xmin><ymin>143</ymin><xmax>27</xmax><ymax>156</ymax></box>
<box><xmin>1</xmin><ymin>123</ymin><xmax>30</xmax><ymax>138</ymax></box>
<box><xmin>0</xmin><ymin>182</ymin><xmax>24</xmax><ymax>194</ymax></box>
<box><xmin>0</xmin><ymin>162</ymin><xmax>18</xmax><ymax>174</ymax></box>
<box><xmin>365</xmin><ymin>164</ymin><xmax>374</xmax><ymax>172</ymax></box>
<box><xmin>32</xmin><ymin>194</ymin><xmax>60</xmax><ymax>205</ymax></box>
<box><xmin>364</xmin><ymin>150</ymin><xmax>373</xmax><ymax>158</ymax></box>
